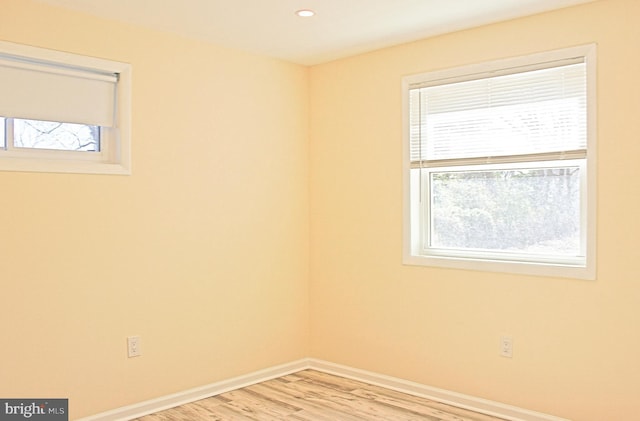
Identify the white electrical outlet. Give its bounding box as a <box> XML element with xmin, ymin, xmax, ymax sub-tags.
<box><xmin>500</xmin><ymin>336</ymin><xmax>513</xmax><ymax>358</ymax></box>
<box><xmin>127</xmin><ymin>336</ymin><xmax>141</xmax><ymax>358</ymax></box>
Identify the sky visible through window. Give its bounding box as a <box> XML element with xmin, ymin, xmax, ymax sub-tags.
<box><xmin>12</xmin><ymin>118</ymin><xmax>100</xmax><ymax>152</ymax></box>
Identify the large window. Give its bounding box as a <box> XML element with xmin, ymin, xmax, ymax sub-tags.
<box><xmin>403</xmin><ymin>45</ymin><xmax>596</xmax><ymax>279</ymax></box>
<box><xmin>0</xmin><ymin>41</ymin><xmax>131</xmax><ymax>175</ymax></box>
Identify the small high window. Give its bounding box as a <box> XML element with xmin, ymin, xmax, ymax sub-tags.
<box><xmin>0</xmin><ymin>41</ymin><xmax>131</xmax><ymax>175</ymax></box>
<box><xmin>403</xmin><ymin>45</ymin><xmax>596</xmax><ymax>279</ymax></box>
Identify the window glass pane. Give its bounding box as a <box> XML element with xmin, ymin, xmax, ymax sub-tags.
<box><xmin>429</xmin><ymin>166</ymin><xmax>581</xmax><ymax>256</ymax></box>
<box><xmin>13</xmin><ymin>118</ymin><xmax>100</xmax><ymax>152</ymax></box>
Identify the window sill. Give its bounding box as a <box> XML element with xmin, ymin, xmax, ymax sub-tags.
<box><xmin>0</xmin><ymin>156</ymin><xmax>131</xmax><ymax>175</ymax></box>
<box><xmin>403</xmin><ymin>253</ymin><xmax>595</xmax><ymax>280</ymax></box>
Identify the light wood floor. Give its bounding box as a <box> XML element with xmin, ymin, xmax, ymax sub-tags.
<box><xmin>134</xmin><ymin>369</ymin><xmax>507</xmax><ymax>421</ymax></box>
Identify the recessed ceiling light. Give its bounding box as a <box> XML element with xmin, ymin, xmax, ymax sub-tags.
<box><xmin>295</xmin><ymin>9</ymin><xmax>315</xmax><ymax>17</ymax></box>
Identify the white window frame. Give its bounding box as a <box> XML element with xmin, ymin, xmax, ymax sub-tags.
<box><xmin>0</xmin><ymin>41</ymin><xmax>131</xmax><ymax>175</ymax></box>
<box><xmin>402</xmin><ymin>45</ymin><xmax>597</xmax><ymax>280</ymax></box>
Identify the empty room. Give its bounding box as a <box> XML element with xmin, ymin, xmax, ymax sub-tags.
<box><xmin>1</xmin><ymin>0</ymin><xmax>639</xmax><ymax>420</ymax></box>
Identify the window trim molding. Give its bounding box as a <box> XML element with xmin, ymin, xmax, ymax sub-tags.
<box><xmin>0</xmin><ymin>41</ymin><xmax>131</xmax><ymax>175</ymax></box>
<box><xmin>402</xmin><ymin>44</ymin><xmax>597</xmax><ymax>280</ymax></box>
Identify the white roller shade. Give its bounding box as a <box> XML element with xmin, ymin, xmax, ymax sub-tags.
<box><xmin>0</xmin><ymin>54</ymin><xmax>117</xmax><ymax>127</ymax></box>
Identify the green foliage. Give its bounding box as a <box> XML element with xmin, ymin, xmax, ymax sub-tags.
<box><xmin>430</xmin><ymin>167</ymin><xmax>580</xmax><ymax>254</ymax></box>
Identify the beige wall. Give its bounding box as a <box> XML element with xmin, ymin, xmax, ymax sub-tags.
<box><xmin>2</xmin><ymin>0</ymin><xmax>640</xmax><ymax>420</ymax></box>
<box><xmin>309</xmin><ymin>0</ymin><xmax>640</xmax><ymax>420</ymax></box>
<box><xmin>0</xmin><ymin>0</ymin><xmax>309</xmax><ymax>418</ymax></box>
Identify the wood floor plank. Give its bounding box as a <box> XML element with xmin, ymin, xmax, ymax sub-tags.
<box><xmin>294</xmin><ymin>369</ymin><xmax>498</xmax><ymax>421</ymax></box>
<box><xmin>275</xmin><ymin>375</ymin><xmax>437</xmax><ymax>421</ymax></box>
<box><xmin>223</xmin><ymin>394</ymin><xmax>298</xmax><ymax>419</ymax></box>
<box><xmin>197</xmin><ymin>399</ymin><xmax>260</xmax><ymax>421</ymax></box>
<box><xmin>132</xmin><ymin>370</ymin><xmax>508</xmax><ymax>421</ymax></box>
<box><xmin>297</xmin><ymin>371</ymin><xmax>501</xmax><ymax>421</ymax></box>
<box><xmin>222</xmin><ymin>389</ymin><xmax>300</xmax><ymax>417</ymax></box>
<box><xmin>247</xmin><ymin>382</ymin><xmax>366</xmax><ymax>421</ymax></box>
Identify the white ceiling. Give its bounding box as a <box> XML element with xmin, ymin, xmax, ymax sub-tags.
<box><xmin>34</xmin><ymin>0</ymin><xmax>595</xmax><ymax>65</ymax></box>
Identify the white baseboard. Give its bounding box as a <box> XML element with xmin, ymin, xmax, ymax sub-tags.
<box><xmin>77</xmin><ymin>358</ymin><xmax>570</xmax><ymax>421</ymax></box>
<box><xmin>75</xmin><ymin>359</ymin><xmax>309</xmax><ymax>421</ymax></box>
<box><xmin>307</xmin><ymin>359</ymin><xmax>570</xmax><ymax>421</ymax></box>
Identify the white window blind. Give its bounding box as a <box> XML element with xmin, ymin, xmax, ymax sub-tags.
<box><xmin>409</xmin><ymin>59</ymin><xmax>587</xmax><ymax>168</ymax></box>
<box><xmin>0</xmin><ymin>53</ymin><xmax>117</xmax><ymax>127</ymax></box>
